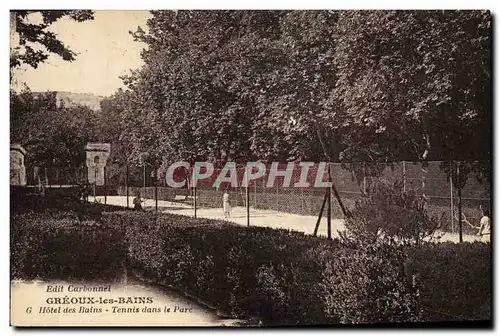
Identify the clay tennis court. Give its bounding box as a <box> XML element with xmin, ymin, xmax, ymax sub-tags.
<box><xmin>88</xmin><ymin>195</ymin><xmax>485</xmax><ymax>243</ymax></box>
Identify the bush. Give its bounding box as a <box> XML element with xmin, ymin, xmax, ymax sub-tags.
<box><xmin>321</xmin><ymin>239</ymin><xmax>422</xmax><ymax>324</ymax></box>
<box><xmin>344</xmin><ymin>180</ymin><xmax>438</xmax><ymax>245</ymax></box>
<box><xmin>11</xmin><ymin>212</ymin><xmax>126</xmax><ymax>281</ymax></box>
<box><xmin>10</xmin><ymin>207</ymin><xmax>490</xmax><ymax>324</ymax></box>
<box><xmin>120</xmin><ymin>211</ymin><xmax>421</xmax><ymax>325</ymax></box>
<box><xmin>410</xmin><ymin>242</ymin><xmax>491</xmax><ymax>321</ymax></box>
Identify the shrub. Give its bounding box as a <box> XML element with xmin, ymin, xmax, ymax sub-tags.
<box><xmin>320</xmin><ymin>239</ymin><xmax>422</xmax><ymax>324</ymax></box>
<box><xmin>121</xmin><ymin>211</ymin><xmax>422</xmax><ymax>325</ymax></box>
<box><xmin>10</xmin><ymin>207</ymin><xmax>490</xmax><ymax>324</ymax></box>
<box><xmin>11</xmin><ymin>212</ymin><xmax>126</xmax><ymax>281</ymax></box>
<box><xmin>410</xmin><ymin>242</ymin><xmax>491</xmax><ymax>321</ymax></box>
<box><xmin>344</xmin><ymin>180</ymin><xmax>438</xmax><ymax>245</ymax></box>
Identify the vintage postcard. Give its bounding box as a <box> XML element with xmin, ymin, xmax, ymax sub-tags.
<box><xmin>9</xmin><ymin>10</ymin><xmax>492</xmax><ymax>327</ymax></box>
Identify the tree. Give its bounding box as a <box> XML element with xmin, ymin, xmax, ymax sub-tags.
<box><xmin>117</xmin><ymin>10</ymin><xmax>490</xmax><ymax>205</ymax></box>
<box><xmin>326</xmin><ymin>10</ymin><xmax>490</xmax><ymax>162</ymax></box>
<box><xmin>326</xmin><ymin>10</ymin><xmax>491</xmax><ymax>238</ymax></box>
<box><xmin>10</xmin><ymin>10</ymin><xmax>94</xmax><ymax>70</ymax></box>
<box><xmin>10</xmin><ymin>89</ymin><xmax>98</xmax><ymax>168</ymax></box>
<box><xmin>249</xmin><ymin>10</ymin><xmax>342</xmax><ymax>162</ymax></box>
<box><xmin>124</xmin><ymin>10</ymin><xmax>288</xmax><ymax>166</ymax></box>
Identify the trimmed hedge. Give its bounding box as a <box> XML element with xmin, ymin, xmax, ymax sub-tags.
<box><xmin>11</xmin><ymin>212</ymin><xmax>126</xmax><ymax>281</ymax></box>
<box><xmin>412</xmin><ymin>242</ymin><xmax>491</xmax><ymax>321</ymax></box>
<box><xmin>113</xmin><ymin>211</ymin><xmax>490</xmax><ymax>324</ymax></box>
<box><xmin>10</xmin><ymin>204</ymin><xmax>490</xmax><ymax>324</ymax></box>
<box><xmin>116</xmin><ymin>212</ymin><xmax>421</xmax><ymax>325</ymax></box>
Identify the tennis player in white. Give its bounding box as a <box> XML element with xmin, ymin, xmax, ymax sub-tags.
<box><xmin>223</xmin><ymin>190</ymin><xmax>231</xmax><ymax>218</ymax></box>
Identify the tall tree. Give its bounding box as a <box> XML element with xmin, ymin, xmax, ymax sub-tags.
<box><xmin>10</xmin><ymin>10</ymin><xmax>94</xmax><ymax>70</ymax></box>
<box><xmin>327</xmin><ymin>10</ymin><xmax>490</xmax><ymax>164</ymax></box>
<box><xmin>118</xmin><ymin>9</ymin><xmax>490</xmax><ymax>184</ymax></box>
<box><xmin>10</xmin><ymin>89</ymin><xmax>97</xmax><ymax>168</ymax></box>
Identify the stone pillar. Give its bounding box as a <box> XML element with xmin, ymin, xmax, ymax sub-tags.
<box><xmin>10</xmin><ymin>144</ymin><xmax>27</xmax><ymax>186</ymax></box>
<box><xmin>85</xmin><ymin>143</ymin><xmax>111</xmax><ymax>186</ymax></box>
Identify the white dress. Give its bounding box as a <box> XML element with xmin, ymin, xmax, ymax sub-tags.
<box><xmin>223</xmin><ymin>193</ymin><xmax>231</xmax><ymax>212</ymax></box>
<box><xmin>480</xmin><ymin>216</ymin><xmax>491</xmax><ymax>235</ymax></box>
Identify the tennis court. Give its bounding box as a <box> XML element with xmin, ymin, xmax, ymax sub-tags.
<box><xmin>88</xmin><ymin>196</ymin><xmax>485</xmax><ymax>243</ymax></box>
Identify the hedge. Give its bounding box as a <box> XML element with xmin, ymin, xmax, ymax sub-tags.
<box><xmin>113</xmin><ymin>212</ymin><xmax>421</xmax><ymax>325</ymax></box>
<box><xmin>411</xmin><ymin>242</ymin><xmax>491</xmax><ymax>321</ymax></box>
<box><xmin>10</xmin><ymin>206</ymin><xmax>490</xmax><ymax>324</ymax></box>
<box><xmin>11</xmin><ymin>212</ymin><xmax>126</xmax><ymax>281</ymax></box>
<box><xmin>114</xmin><ymin>211</ymin><xmax>490</xmax><ymax>324</ymax></box>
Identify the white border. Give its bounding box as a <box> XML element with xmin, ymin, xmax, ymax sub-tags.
<box><xmin>2</xmin><ymin>1</ymin><xmax>498</xmax><ymax>336</ymax></box>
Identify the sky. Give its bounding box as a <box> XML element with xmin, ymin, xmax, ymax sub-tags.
<box><xmin>10</xmin><ymin>10</ymin><xmax>152</xmax><ymax>97</ymax></box>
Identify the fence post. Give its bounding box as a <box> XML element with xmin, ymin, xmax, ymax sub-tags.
<box><xmin>450</xmin><ymin>161</ymin><xmax>454</xmax><ymax>234</ymax></box>
<box><xmin>301</xmin><ymin>186</ymin><xmax>304</xmax><ymax>215</ymax></box>
<box><xmin>327</xmin><ymin>163</ymin><xmax>332</xmax><ymax>239</ymax></box>
<box><xmin>363</xmin><ymin>162</ymin><xmax>367</xmax><ymax>194</ymax></box>
<box><xmin>191</xmin><ymin>165</ymin><xmax>196</xmax><ymax>218</ymax></box>
<box><xmin>155</xmin><ymin>166</ymin><xmax>158</xmax><ymax>212</ymax></box>
<box><xmin>276</xmin><ymin>180</ymin><xmax>279</xmax><ymax>212</ymax></box>
<box><xmin>402</xmin><ymin>160</ymin><xmax>406</xmax><ymax>192</ymax></box>
<box><xmin>314</xmin><ymin>189</ymin><xmax>328</xmax><ymax>237</ymax></box>
<box><xmin>194</xmin><ymin>185</ymin><xmax>197</xmax><ymax>218</ymax></box>
<box><xmin>142</xmin><ymin>163</ymin><xmax>147</xmax><ymax>202</ymax></box>
<box><xmin>246</xmin><ymin>166</ymin><xmax>250</xmax><ymax>227</ymax></box>
<box><xmin>126</xmin><ymin>164</ymin><xmax>129</xmax><ymax>208</ymax></box>
<box><xmin>457</xmin><ymin>162</ymin><xmax>463</xmax><ymax>243</ymax></box>
<box><xmin>262</xmin><ymin>179</ymin><xmax>265</xmax><ymax>210</ymax></box>
<box><xmin>104</xmin><ymin>166</ymin><xmax>107</xmax><ymax>205</ymax></box>
<box><xmin>254</xmin><ymin>179</ymin><xmax>257</xmax><ymax>208</ymax></box>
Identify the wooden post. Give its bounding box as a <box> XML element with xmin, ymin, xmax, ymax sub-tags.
<box><xmin>126</xmin><ymin>164</ymin><xmax>129</xmax><ymax>208</ymax></box>
<box><xmin>327</xmin><ymin>164</ymin><xmax>332</xmax><ymax>239</ymax></box>
<box><xmin>276</xmin><ymin>182</ymin><xmax>279</xmax><ymax>211</ymax></box>
<box><xmin>246</xmin><ymin>166</ymin><xmax>250</xmax><ymax>227</ymax></box>
<box><xmin>254</xmin><ymin>180</ymin><xmax>257</xmax><ymax>208</ymax></box>
<box><xmin>194</xmin><ymin>185</ymin><xmax>197</xmax><ymax>218</ymax></box>
<box><xmin>143</xmin><ymin>164</ymin><xmax>146</xmax><ymax>200</ymax></box>
<box><xmin>155</xmin><ymin>166</ymin><xmax>158</xmax><ymax>212</ymax></box>
<box><xmin>450</xmin><ymin>161</ymin><xmax>454</xmax><ymax>234</ymax></box>
<box><xmin>301</xmin><ymin>187</ymin><xmax>304</xmax><ymax>215</ymax></box>
<box><xmin>457</xmin><ymin>162</ymin><xmax>463</xmax><ymax>243</ymax></box>
<box><xmin>104</xmin><ymin>166</ymin><xmax>107</xmax><ymax>205</ymax></box>
<box><xmin>458</xmin><ymin>185</ymin><xmax>463</xmax><ymax>243</ymax></box>
<box><xmin>314</xmin><ymin>189</ymin><xmax>328</xmax><ymax>236</ymax></box>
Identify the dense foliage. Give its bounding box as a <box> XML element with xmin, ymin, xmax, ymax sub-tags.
<box><xmin>10</xmin><ymin>198</ymin><xmax>490</xmax><ymax>324</ymax></box>
<box><xmin>344</xmin><ymin>180</ymin><xmax>439</xmax><ymax>244</ymax></box>
<box><xmin>10</xmin><ymin>89</ymin><xmax>98</xmax><ymax>168</ymax></box>
<box><xmin>11</xmin><ymin>212</ymin><xmax>126</xmax><ymax>281</ymax></box>
<box><xmin>118</xmin><ymin>212</ymin><xmax>422</xmax><ymax>324</ymax></box>
<box><xmin>116</xmin><ymin>10</ymin><xmax>490</xmax><ymax>175</ymax></box>
<box><xmin>412</xmin><ymin>242</ymin><xmax>491</xmax><ymax>321</ymax></box>
<box><xmin>11</xmin><ymin>10</ymin><xmax>94</xmax><ymax>70</ymax></box>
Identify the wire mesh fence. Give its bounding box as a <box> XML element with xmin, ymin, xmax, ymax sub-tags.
<box><xmin>25</xmin><ymin>161</ymin><xmax>490</xmax><ymax>234</ymax></box>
